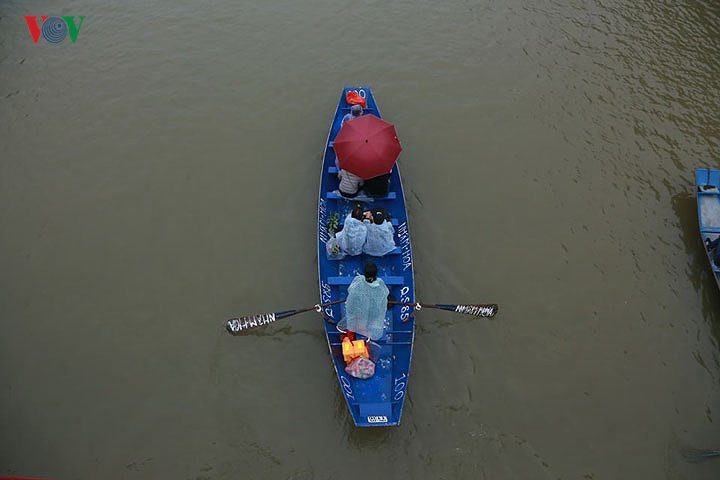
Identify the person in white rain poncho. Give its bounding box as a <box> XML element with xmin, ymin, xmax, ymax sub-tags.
<box><xmin>335</xmin><ymin>206</ymin><xmax>367</xmax><ymax>256</ymax></box>
<box><xmin>341</xmin><ymin>263</ymin><xmax>389</xmax><ymax>340</ymax></box>
<box><xmin>341</xmin><ymin>104</ymin><xmax>363</xmax><ymax>127</ymax></box>
<box><xmin>362</xmin><ymin>208</ymin><xmax>396</xmax><ymax>256</ymax></box>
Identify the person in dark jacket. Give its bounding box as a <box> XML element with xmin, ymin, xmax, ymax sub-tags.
<box><xmin>363</xmin><ymin>173</ymin><xmax>391</xmax><ymax>197</ymax></box>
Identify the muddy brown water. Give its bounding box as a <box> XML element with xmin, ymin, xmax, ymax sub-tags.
<box><xmin>1</xmin><ymin>0</ymin><xmax>719</xmax><ymax>478</ymax></box>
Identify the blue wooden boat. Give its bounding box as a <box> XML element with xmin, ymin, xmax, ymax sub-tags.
<box><xmin>317</xmin><ymin>87</ymin><xmax>415</xmax><ymax>427</ymax></box>
<box><xmin>695</xmin><ymin>168</ymin><xmax>720</xmax><ymax>290</ymax></box>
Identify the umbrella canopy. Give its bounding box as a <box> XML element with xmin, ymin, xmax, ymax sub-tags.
<box><xmin>334</xmin><ymin>114</ymin><xmax>402</xmax><ymax>179</ymax></box>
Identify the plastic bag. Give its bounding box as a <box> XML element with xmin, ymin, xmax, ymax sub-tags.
<box><xmin>326</xmin><ymin>236</ymin><xmax>346</xmax><ymax>260</ymax></box>
<box><xmin>345</xmin><ymin>357</ymin><xmax>375</xmax><ymax>379</ymax></box>
<box><xmin>345</xmin><ymin>91</ymin><xmax>367</xmax><ymax>108</ymax></box>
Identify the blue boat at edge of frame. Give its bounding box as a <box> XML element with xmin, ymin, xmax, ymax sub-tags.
<box><xmin>695</xmin><ymin>168</ymin><xmax>720</xmax><ymax>290</ymax></box>
<box><xmin>317</xmin><ymin>87</ymin><xmax>416</xmax><ymax>427</ymax></box>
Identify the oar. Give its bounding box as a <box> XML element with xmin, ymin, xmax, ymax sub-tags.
<box><xmin>225</xmin><ymin>299</ymin><xmax>346</xmax><ymax>335</ymax></box>
<box><xmin>388</xmin><ymin>301</ymin><xmax>498</xmax><ymax>321</ymax></box>
<box><xmin>683</xmin><ymin>448</ymin><xmax>720</xmax><ymax>463</ymax></box>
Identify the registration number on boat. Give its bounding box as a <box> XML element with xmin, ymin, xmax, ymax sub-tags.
<box><xmin>367</xmin><ymin>415</ymin><xmax>388</xmax><ymax>424</ymax></box>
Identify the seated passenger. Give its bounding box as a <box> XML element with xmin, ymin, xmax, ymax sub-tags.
<box><xmin>336</xmin><ymin>105</ymin><xmax>365</xmax><ymax>197</ymax></box>
<box><xmin>363</xmin><ymin>173</ymin><xmax>391</xmax><ymax>197</ymax></box>
<box><xmin>341</xmin><ymin>104</ymin><xmax>363</xmax><ymax>127</ymax></box>
<box><xmin>342</xmin><ymin>262</ymin><xmax>389</xmax><ymax>340</ymax></box>
<box><xmin>335</xmin><ymin>206</ymin><xmax>367</xmax><ymax>256</ymax></box>
<box><xmin>362</xmin><ymin>209</ymin><xmax>396</xmax><ymax>256</ymax></box>
<box><xmin>338</xmin><ymin>169</ymin><xmax>364</xmax><ymax>198</ymax></box>
<box><xmin>706</xmin><ymin>237</ymin><xmax>720</xmax><ymax>267</ymax></box>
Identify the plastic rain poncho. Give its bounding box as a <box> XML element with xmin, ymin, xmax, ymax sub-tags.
<box><xmin>342</xmin><ymin>275</ymin><xmax>389</xmax><ymax>340</ymax></box>
<box><xmin>363</xmin><ymin>220</ymin><xmax>396</xmax><ymax>256</ymax></box>
<box><xmin>335</xmin><ymin>214</ymin><xmax>367</xmax><ymax>256</ymax></box>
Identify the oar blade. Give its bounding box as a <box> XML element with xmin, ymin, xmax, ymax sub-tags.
<box><xmin>683</xmin><ymin>448</ymin><xmax>720</xmax><ymax>463</ymax></box>
<box><xmin>437</xmin><ymin>303</ymin><xmax>498</xmax><ymax>317</ymax></box>
<box><xmin>225</xmin><ymin>313</ymin><xmax>279</xmax><ymax>335</ymax></box>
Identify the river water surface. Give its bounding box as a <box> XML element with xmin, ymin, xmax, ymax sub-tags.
<box><xmin>1</xmin><ymin>0</ymin><xmax>719</xmax><ymax>478</ymax></box>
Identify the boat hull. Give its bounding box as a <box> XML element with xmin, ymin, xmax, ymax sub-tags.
<box><xmin>317</xmin><ymin>87</ymin><xmax>415</xmax><ymax>427</ymax></box>
<box><xmin>695</xmin><ymin>168</ymin><xmax>720</xmax><ymax>291</ymax></box>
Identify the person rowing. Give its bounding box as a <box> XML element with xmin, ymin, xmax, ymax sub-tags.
<box><xmin>340</xmin><ymin>262</ymin><xmax>389</xmax><ymax>340</ymax></box>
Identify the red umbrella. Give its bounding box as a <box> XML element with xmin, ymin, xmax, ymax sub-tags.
<box><xmin>333</xmin><ymin>114</ymin><xmax>402</xmax><ymax>179</ymax></box>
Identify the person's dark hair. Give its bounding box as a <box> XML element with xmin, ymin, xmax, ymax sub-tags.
<box><xmin>372</xmin><ymin>209</ymin><xmax>386</xmax><ymax>225</ymax></box>
<box><xmin>364</xmin><ymin>263</ymin><xmax>378</xmax><ymax>283</ymax></box>
<box><xmin>351</xmin><ymin>206</ymin><xmax>364</xmax><ymax>221</ymax></box>
<box><xmin>351</xmin><ymin>104</ymin><xmax>363</xmax><ymax>116</ymax></box>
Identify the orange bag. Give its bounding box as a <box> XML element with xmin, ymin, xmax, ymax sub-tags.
<box><xmin>345</xmin><ymin>91</ymin><xmax>367</xmax><ymax>108</ymax></box>
<box><xmin>342</xmin><ymin>338</ymin><xmax>369</xmax><ymax>364</ymax></box>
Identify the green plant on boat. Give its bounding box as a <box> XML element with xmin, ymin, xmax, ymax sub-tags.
<box><xmin>327</xmin><ymin>212</ymin><xmax>341</xmax><ymax>236</ymax></box>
